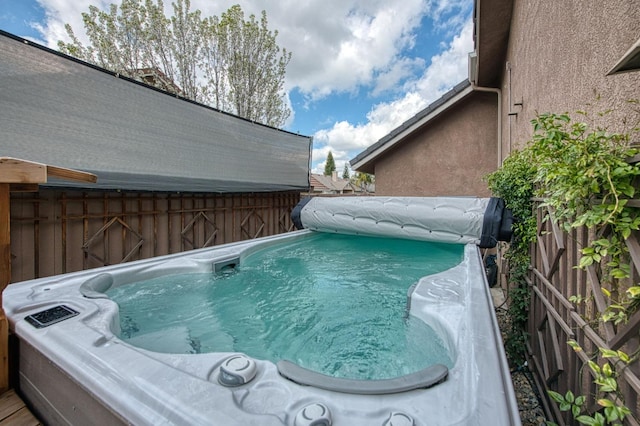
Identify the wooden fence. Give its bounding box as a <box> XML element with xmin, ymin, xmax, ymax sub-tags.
<box><xmin>528</xmin><ymin>200</ymin><xmax>640</xmax><ymax>424</ymax></box>
<box><xmin>9</xmin><ymin>189</ymin><xmax>300</xmax><ymax>282</ymax></box>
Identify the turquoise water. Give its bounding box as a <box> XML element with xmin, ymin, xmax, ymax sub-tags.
<box><xmin>107</xmin><ymin>233</ymin><xmax>464</xmax><ymax>380</ymax></box>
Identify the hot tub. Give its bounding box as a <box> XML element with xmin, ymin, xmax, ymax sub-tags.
<box><xmin>4</xmin><ymin>197</ymin><xmax>520</xmax><ymax>425</ymax></box>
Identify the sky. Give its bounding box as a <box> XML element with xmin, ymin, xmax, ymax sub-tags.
<box><xmin>0</xmin><ymin>0</ymin><xmax>474</xmax><ymax>175</ymax></box>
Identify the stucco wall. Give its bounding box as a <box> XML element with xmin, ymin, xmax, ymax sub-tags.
<box><xmin>374</xmin><ymin>92</ymin><xmax>498</xmax><ymax>196</ymax></box>
<box><xmin>502</xmin><ymin>1</ymin><xmax>640</xmax><ymax>156</ymax></box>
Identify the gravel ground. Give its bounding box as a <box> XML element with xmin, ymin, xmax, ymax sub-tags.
<box><xmin>512</xmin><ymin>370</ymin><xmax>548</xmax><ymax>425</ymax></box>
<box><xmin>495</xmin><ymin>307</ymin><xmax>549</xmax><ymax>425</ymax></box>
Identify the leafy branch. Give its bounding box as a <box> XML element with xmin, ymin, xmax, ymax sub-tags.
<box><xmin>547</xmin><ymin>343</ymin><xmax>635</xmax><ymax>426</ymax></box>
<box><xmin>528</xmin><ymin>108</ymin><xmax>640</xmax><ymax>322</ymax></box>
<box><xmin>487</xmin><ymin>102</ymin><xmax>640</xmax><ymax>424</ymax></box>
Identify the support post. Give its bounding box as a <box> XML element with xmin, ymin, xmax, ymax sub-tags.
<box><xmin>0</xmin><ymin>183</ymin><xmax>11</xmax><ymax>393</ymax></box>
<box><xmin>0</xmin><ymin>158</ymin><xmax>96</xmax><ymax>394</ymax></box>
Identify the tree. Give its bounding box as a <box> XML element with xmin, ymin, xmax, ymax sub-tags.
<box><xmin>58</xmin><ymin>0</ymin><xmax>203</xmax><ymax>101</ymax></box>
<box><xmin>58</xmin><ymin>0</ymin><xmax>291</xmax><ymax>127</ymax></box>
<box><xmin>165</xmin><ymin>0</ymin><xmax>203</xmax><ymax>101</ymax></box>
<box><xmin>353</xmin><ymin>172</ymin><xmax>374</xmax><ymax>192</ymax></box>
<box><xmin>324</xmin><ymin>151</ymin><xmax>336</xmax><ymax>176</ymax></box>
<box><xmin>342</xmin><ymin>163</ymin><xmax>350</xmax><ymax>180</ymax></box>
<box><xmin>206</xmin><ymin>5</ymin><xmax>291</xmax><ymax>126</ymax></box>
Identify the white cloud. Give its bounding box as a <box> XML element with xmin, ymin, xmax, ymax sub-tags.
<box><xmin>371</xmin><ymin>57</ymin><xmax>427</xmax><ymax>97</ymax></box>
<box><xmin>313</xmin><ymin>16</ymin><xmax>473</xmax><ymax>170</ymax></box>
<box><xmin>270</xmin><ymin>0</ymin><xmax>428</xmax><ymax>100</ymax></box>
<box><xmin>311</xmin><ymin>145</ymin><xmax>351</xmax><ymax>175</ymax></box>
<box><xmin>35</xmin><ymin>0</ymin><xmax>110</xmax><ymax>47</ymax></box>
<box><xmin>315</xmin><ymin>92</ymin><xmax>428</xmax><ymax>151</ymax></box>
<box><xmin>413</xmin><ymin>18</ymin><xmax>473</xmax><ymax>99</ymax></box>
<box><xmin>427</xmin><ymin>0</ymin><xmax>472</xmax><ymax>33</ymax></box>
<box><xmin>310</xmin><ymin>91</ymin><xmax>428</xmax><ymax>174</ymax></box>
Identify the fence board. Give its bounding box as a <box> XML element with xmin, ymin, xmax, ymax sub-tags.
<box><xmin>9</xmin><ymin>189</ymin><xmax>301</xmax><ymax>283</ymax></box>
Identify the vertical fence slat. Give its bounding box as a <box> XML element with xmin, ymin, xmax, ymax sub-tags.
<box><xmin>61</xmin><ymin>193</ymin><xmax>67</xmax><ymax>274</ymax></box>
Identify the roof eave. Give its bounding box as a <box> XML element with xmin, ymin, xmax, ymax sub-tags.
<box><xmin>473</xmin><ymin>0</ymin><xmax>513</xmax><ymax>87</ymax></box>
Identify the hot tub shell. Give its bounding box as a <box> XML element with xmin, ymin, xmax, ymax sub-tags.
<box><xmin>4</xmin><ymin>197</ymin><xmax>520</xmax><ymax>426</ymax></box>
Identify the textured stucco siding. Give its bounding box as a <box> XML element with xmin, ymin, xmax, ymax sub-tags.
<box><xmin>502</xmin><ymin>1</ymin><xmax>640</xmax><ymax>156</ymax></box>
<box><xmin>374</xmin><ymin>92</ymin><xmax>498</xmax><ymax>196</ymax></box>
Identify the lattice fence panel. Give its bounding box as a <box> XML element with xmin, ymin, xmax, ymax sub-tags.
<box><xmin>529</xmin><ymin>201</ymin><xmax>640</xmax><ymax>425</ymax></box>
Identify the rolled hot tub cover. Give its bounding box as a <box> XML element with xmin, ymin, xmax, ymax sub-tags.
<box><xmin>291</xmin><ymin>196</ymin><xmax>512</xmax><ymax>248</ymax></box>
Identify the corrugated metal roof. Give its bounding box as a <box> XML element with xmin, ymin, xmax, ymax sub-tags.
<box><xmin>0</xmin><ymin>30</ymin><xmax>312</xmax><ymax>193</ymax></box>
<box><xmin>349</xmin><ymin>80</ymin><xmax>472</xmax><ymax>171</ymax></box>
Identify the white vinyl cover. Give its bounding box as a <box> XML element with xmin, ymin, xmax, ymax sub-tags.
<box><xmin>295</xmin><ymin>196</ymin><xmax>491</xmax><ymax>244</ymax></box>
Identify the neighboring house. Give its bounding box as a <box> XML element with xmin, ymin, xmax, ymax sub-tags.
<box><xmin>130</xmin><ymin>67</ymin><xmax>184</xmax><ymax>97</ymax></box>
<box><xmin>309</xmin><ymin>172</ymin><xmax>355</xmax><ymax>195</ymax></box>
<box><xmin>0</xmin><ymin>30</ymin><xmax>312</xmax><ymax>282</ymax></box>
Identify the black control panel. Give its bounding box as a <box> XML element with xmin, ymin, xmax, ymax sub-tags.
<box><xmin>25</xmin><ymin>305</ymin><xmax>79</xmax><ymax>328</ymax></box>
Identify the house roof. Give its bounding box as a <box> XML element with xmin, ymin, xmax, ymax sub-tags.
<box><xmin>310</xmin><ymin>174</ymin><xmax>353</xmax><ymax>192</ymax></box>
<box><xmin>0</xmin><ymin>30</ymin><xmax>312</xmax><ymax>193</ymax></box>
<box><xmin>349</xmin><ymin>80</ymin><xmax>473</xmax><ymax>173</ymax></box>
<box><xmin>131</xmin><ymin>67</ymin><xmax>184</xmax><ymax>96</ymax></box>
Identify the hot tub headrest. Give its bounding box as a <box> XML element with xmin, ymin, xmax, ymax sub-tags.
<box><xmin>291</xmin><ymin>196</ymin><xmax>512</xmax><ymax>248</ymax></box>
<box><xmin>277</xmin><ymin>359</ymin><xmax>448</xmax><ymax>394</ymax></box>
<box><xmin>80</xmin><ymin>273</ymin><xmax>114</xmax><ymax>299</ymax></box>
